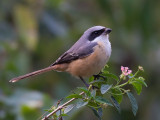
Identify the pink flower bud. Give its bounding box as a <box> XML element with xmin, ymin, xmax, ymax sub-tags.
<box><xmin>128</xmin><ymin>70</ymin><xmax>132</xmax><ymax>74</ymax></box>
<box><xmin>121</xmin><ymin>66</ymin><xmax>124</xmax><ymax>71</ymax></box>
<box><xmin>125</xmin><ymin>67</ymin><xmax>129</xmax><ymax>70</ymax></box>
<box><xmin>120</xmin><ymin>66</ymin><xmax>132</xmax><ymax>77</ymax></box>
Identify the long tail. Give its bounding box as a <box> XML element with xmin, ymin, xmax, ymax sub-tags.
<box><xmin>9</xmin><ymin>66</ymin><xmax>56</xmax><ymax>83</ymax></box>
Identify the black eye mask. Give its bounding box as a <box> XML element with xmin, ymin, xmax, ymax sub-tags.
<box><xmin>88</xmin><ymin>28</ymin><xmax>105</xmax><ymax>41</ymax></box>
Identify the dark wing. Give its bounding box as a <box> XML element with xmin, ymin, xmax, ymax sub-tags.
<box><xmin>51</xmin><ymin>42</ymin><xmax>97</xmax><ymax>66</ymax></box>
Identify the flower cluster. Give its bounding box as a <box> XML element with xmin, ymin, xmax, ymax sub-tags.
<box><xmin>121</xmin><ymin>66</ymin><xmax>132</xmax><ymax>76</ymax></box>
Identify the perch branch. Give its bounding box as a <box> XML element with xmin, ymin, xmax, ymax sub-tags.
<box><xmin>41</xmin><ymin>92</ymin><xmax>84</xmax><ymax>120</ymax></box>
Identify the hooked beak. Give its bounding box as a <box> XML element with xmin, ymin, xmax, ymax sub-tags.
<box><xmin>105</xmin><ymin>28</ymin><xmax>112</xmax><ymax>34</ymax></box>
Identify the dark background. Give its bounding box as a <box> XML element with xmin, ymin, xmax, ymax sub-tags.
<box><xmin>0</xmin><ymin>0</ymin><xmax>160</xmax><ymax>120</ymax></box>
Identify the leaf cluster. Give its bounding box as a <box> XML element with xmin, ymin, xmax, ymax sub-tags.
<box><xmin>44</xmin><ymin>65</ymin><xmax>147</xmax><ymax>120</ymax></box>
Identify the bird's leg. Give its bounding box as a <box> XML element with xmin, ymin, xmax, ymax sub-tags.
<box><xmin>79</xmin><ymin>76</ymin><xmax>89</xmax><ymax>88</ymax></box>
<box><xmin>93</xmin><ymin>71</ymin><xmax>106</xmax><ymax>80</ymax></box>
<box><xmin>79</xmin><ymin>77</ymin><xmax>99</xmax><ymax>89</ymax></box>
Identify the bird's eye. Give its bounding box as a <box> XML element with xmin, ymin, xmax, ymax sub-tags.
<box><xmin>94</xmin><ymin>31</ymin><xmax>98</xmax><ymax>34</ymax></box>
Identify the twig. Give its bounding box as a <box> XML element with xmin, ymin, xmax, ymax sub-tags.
<box><xmin>37</xmin><ymin>98</ymin><xmax>64</xmax><ymax>120</ymax></box>
<box><xmin>41</xmin><ymin>92</ymin><xmax>84</xmax><ymax>120</ymax></box>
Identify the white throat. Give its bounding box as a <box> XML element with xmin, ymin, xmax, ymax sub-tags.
<box><xmin>93</xmin><ymin>35</ymin><xmax>112</xmax><ymax>57</ymax></box>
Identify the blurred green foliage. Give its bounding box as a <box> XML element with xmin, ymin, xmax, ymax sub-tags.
<box><xmin>0</xmin><ymin>0</ymin><xmax>160</xmax><ymax>120</ymax></box>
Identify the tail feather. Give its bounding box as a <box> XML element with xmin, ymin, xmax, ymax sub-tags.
<box><xmin>9</xmin><ymin>66</ymin><xmax>56</xmax><ymax>83</ymax></box>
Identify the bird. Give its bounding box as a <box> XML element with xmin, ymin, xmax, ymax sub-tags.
<box><xmin>9</xmin><ymin>26</ymin><xmax>112</xmax><ymax>87</ymax></box>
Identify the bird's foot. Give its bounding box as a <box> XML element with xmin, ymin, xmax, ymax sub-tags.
<box><xmin>79</xmin><ymin>76</ymin><xmax>99</xmax><ymax>89</ymax></box>
<box><xmin>93</xmin><ymin>74</ymin><xmax>106</xmax><ymax>80</ymax></box>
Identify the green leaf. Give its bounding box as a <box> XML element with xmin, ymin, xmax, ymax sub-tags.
<box><xmin>60</xmin><ymin>114</ymin><xmax>68</xmax><ymax>117</ymax></box>
<box><xmin>77</xmin><ymin>87</ymin><xmax>88</xmax><ymax>93</ymax></box>
<box><xmin>100</xmin><ymin>84</ymin><xmax>112</xmax><ymax>94</ymax></box>
<box><xmin>90</xmin><ymin>80</ymin><xmax>105</xmax><ymax>84</ymax></box>
<box><xmin>64</xmin><ymin>104</ymin><xmax>74</xmax><ymax>114</ymax></box>
<box><xmin>44</xmin><ymin>108</ymin><xmax>55</xmax><ymax>112</ymax></box>
<box><xmin>131</xmin><ymin>82</ymin><xmax>142</xmax><ymax>95</ymax></box>
<box><xmin>135</xmin><ymin>77</ymin><xmax>147</xmax><ymax>87</ymax></box>
<box><xmin>76</xmin><ymin>100</ymin><xmax>88</xmax><ymax>108</ymax></box>
<box><xmin>102</xmin><ymin>65</ymin><xmax>109</xmax><ymax>73</ymax></box>
<box><xmin>95</xmin><ymin>96</ymin><xmax>113</xmax><ymax>106</ymax></box>
<box><xmin>91</xmin><ymin>89</ymin><xmax>96</xmax><ymax>98</ymax></box>
<box><xmin>138</xmin><ymin>77</ymin><xmax>145</xmax><ymax>81</ymax></box>
<box><xmin>87</xmin><ymin>101</ymin><xmax>99</xmax><ymax>108</ymax></box>
<box><xmin>111</xmin><ymin>96</ymin><xmax>121</xmax><ymax>113</ymax></box>
<box><xmin>111</xmin><ymin>88</ymin><xmax>123</xmax><ymax>104</ymax></box>
<box><xmin>105</xmin><ymin>73</ymin><xmax>119</xmax><ymax>81</ymax></box>
<box><xmin>127</xmin><ymin>92</ymin><xmax>138</xmax><ymax>116</ymax></box>
<box><xmin>77</xmin><ymin>87</ymin><xmax>91</xmax><ymax>96</ymax></box>
<box><xmin>89</xmin><ymin>76</ymin><xmax>94</xmax><ymax>82</ymax></box>
<box><xmin>66</xmin><ymin>94</ymin><xmax>82</xmax><ymax>99</ymax></box>
<box><xmin>91</xmin><ymin>107</ymin><xmax>102</xmax><ymax>120</ymax></box>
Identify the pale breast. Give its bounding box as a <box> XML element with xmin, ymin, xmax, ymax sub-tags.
<box><xmin>67</xmin><ymin>41</ymin><xmax>111</xmax><ymax>77</ymax></box>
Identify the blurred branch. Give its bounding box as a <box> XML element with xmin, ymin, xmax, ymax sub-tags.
<box><xmin>41</xmin><ymin>92</ymin><xmax>84</xmax><ymax>120</ymax></box>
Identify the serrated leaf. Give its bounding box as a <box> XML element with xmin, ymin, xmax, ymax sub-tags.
<box><xmin>111</xmin><ymin>96</ymin><xmax>121</xmax><ymax>113</ymax></box>
<box><xmin>66</xmin><ymin>94</ymin><xmax>82</xmax><ymax>99</ymax></box>
<box><xmin>64</xmin><ymin>104</ymin><xmax>74</xmax><ymax>114</ymax></box>
<box><xmin>100</xmin><ymin>84</ymin><xmax>112</xmax><ymax>94</ymax></box>
<box><xmin>127</xmin><ymin>92</ymin><xmax>138</xmax><ymax>116</ymax></box>
<box><xmin>111</xmin><ymin>88</ymin><xmax>123</xmax><ymax>104</ymax></box>
<box><xmin>105</xmin><ymin>73</ymin><xmax>119</xmax><ymax>81</ymax></box>
<box><xmin>131</xmin><ymin>82</ymin><xmax>142</xmax><ymax>95</ymax></box>
<box><xmin>76</xmin><ymin>100</ymin><xmax>88</xmax><ymax>108</ymax></box>
<box><xmin>91</xmin><ymin>107</ymin><xmax>102</xmax><ymax>120</ymax></box>
<box><xmin>95</xmin><ymin>96</ymin><xmax>113</xmax><ymax>106</ymax></box>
